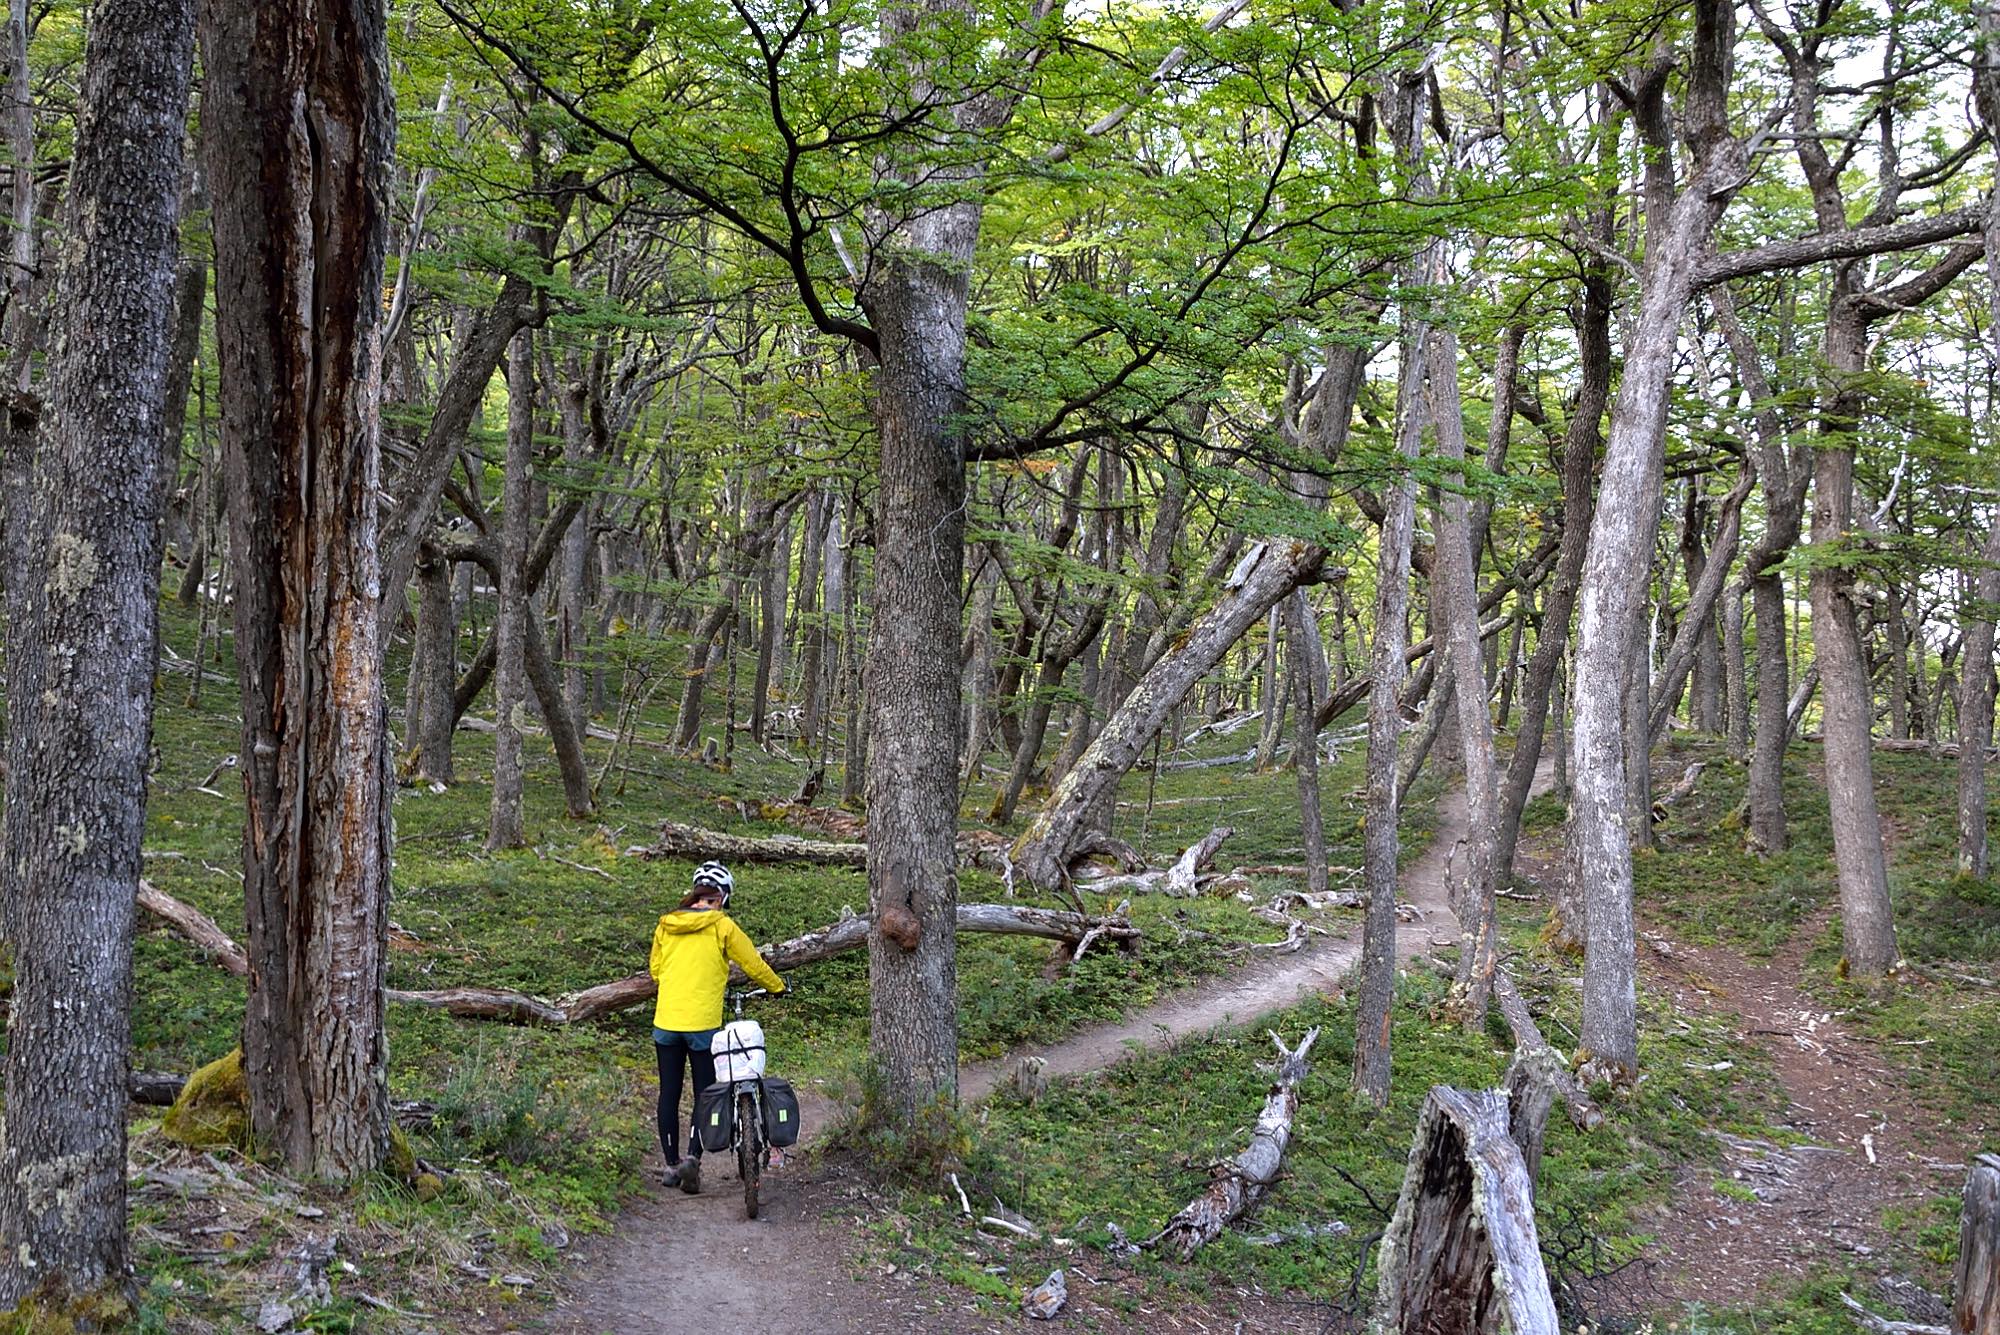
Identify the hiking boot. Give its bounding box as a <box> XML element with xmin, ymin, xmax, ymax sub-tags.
<box><xmin>678</xmin><ymin>1156</ymin><xmax>702</xmax><ymax>1195</ymax></box>
<box><xmin>660</xmin><ymin>1161</ymin><xmax>683</xmax><ymax>1188</ymax></box>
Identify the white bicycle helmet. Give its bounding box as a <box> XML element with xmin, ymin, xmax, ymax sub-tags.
<box><xmin>691</xmin><ymin>860</ymin><xmax>734</xmax><ymax>907</ymax></box>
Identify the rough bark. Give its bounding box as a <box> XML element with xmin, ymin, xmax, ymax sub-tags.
<box><xmin>0</xmin><ymin>0</ymin><xmax>193</xmax><ymax>1305</ymax></box>
<box><xmin>1144</xmin><ymin>1029</ymin><xmax>1318</xmax><ymax>1262</ymax></box>
<box><xmin>487</xmin><ymin>330</ymin><xmax>533</xmax><ymax>849</ymax></box>
<box><xmin>1012</xmin><ymin>539</ymin><xmax>1327</xmax><ymax>890</ymax></box>
<box><xmin>1958</xmin><ymin>1154</ymin><xmax>2000</xmax><ymax>1335</ymax></box>
<box><xmin>202</xmin><ymin>0</ymin><xmax>397</xmax><ymax>1179</ymax></box>
<box><xmin>1371</xmin><ymin>1086</ymin><xmax>1561</xmax><ymax>1335</ymax></box>
<box><xmin>1812</xmin><ymin>293</ymin><xmax>1900</xmax><ymax>976</ymax></box>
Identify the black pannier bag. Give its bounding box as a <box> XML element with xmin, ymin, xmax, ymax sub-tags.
<box><xmin>760</xmin><ymin>1076</ymin><xmax>802</xmax><ymax>1147</ymax></box>
<box><xmin>694</xmin><ymin>1082</ymin><xmax>735</xmax><ymax>1153</ymax></box>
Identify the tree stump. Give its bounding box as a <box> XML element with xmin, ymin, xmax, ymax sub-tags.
<box><xmin>1372</xmin><ymin>1086</ymin><xmax>1559</xmax><ymax>1335</ymax></box>
<box><xmin>1959</xmin><ymin>1154</ymin><xmax>2000</xmax><ymax>1335</ymax></box>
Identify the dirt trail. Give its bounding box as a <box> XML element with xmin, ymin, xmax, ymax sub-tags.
<box><xmin>524</xmin><ymin>764</ymin><xmax>1553</xmax><ymax>1335</ymax></box>
<box><xmin>1642</xmin><ymin>905</ymin><xmax>1976</xmax><ymax>1312</ymax></box>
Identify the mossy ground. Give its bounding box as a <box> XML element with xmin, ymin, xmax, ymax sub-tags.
<box><xmin>42</xmin><ymin>594</ymin><xmax>1998</xmax><ymax>1331</ymax></box>
<box><xmin>117</xmin><ymin>604</ymin><xmax>1429</xmax><ymax>1330</ymax></box>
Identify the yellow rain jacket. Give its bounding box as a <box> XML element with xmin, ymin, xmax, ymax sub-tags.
<box><xmin>649</xmin><ymin>908</ymin><xmax>785</xmax><ymax>1033</ymax></box>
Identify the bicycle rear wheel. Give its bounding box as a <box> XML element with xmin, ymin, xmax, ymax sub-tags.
<box><xmin>736</xmin><ymin>1091</ymin><xmax>761</xmax><ymax>1219</ymax></box>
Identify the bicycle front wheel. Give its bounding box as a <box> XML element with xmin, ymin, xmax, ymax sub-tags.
<box><xmin>736</xmin><ymin>1091</ymin><xmax>761</xmax><ymax>1219</ymax></box>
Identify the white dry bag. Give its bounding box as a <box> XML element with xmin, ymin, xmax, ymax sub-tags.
<box><xmin>711</xmin><ymin>1019</ymin><xmax>767</xmax><ymax>1082</ymax></box>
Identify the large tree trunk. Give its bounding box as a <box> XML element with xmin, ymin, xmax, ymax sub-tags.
<box><xmin>202</xmin><ymin>0</ymin><xmax>396</xmax><ymax>1180</ymax></box>
<box><xmin>1569</xmin><ymin>8</ymin><xmax>1744</xmax><ymax>1079</ymax></box>
<box><xmin>1810</xmin><ymin>293</ymin><xmax>1899</xmax><ymax>977</ymax></box>
<box><xmin>487</xmin><ymin>330</ymin><xmax>533</xmax><ymax>849</ymax></box>
<box><xmin>0</xmin><ymin>0</ymin><xmax>193</xmax><ymax>1306</ymax></box>
<box><xmin>1012</xmin><ymin>539</ymin><xmax>1327</xmax><ymax>890</ymax></box>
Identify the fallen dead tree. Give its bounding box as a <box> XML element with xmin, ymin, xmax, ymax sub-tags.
<box><xmin>641</xmin><ymin>820</ymin><xmax>867</xmax><ymax>867</ymax></box>
<box><xmin>1144</xmin><ymin>1028</ymin><xmax>1319</xmax><ymax>1261</ymax></box>
<box><xmin>1372</xmin><ymin>1085</ymin><xmax>1560</xmax><ymax>1335</ymax></box>
<box><xmin>1075</xmin><ymin>827</ymin><xmax>1236</xmax><ymax>897</ymax></box>
<box><xmin>1014</xmin><ymin>539</ymin><xmax>1328</xmax><ymax>890</ymax></box>
<box><xmin>138</xmin><ymin>880</ymin><xmax>1135</xmax><ymax>1026</ymax></box>
<box><xmin>637</xmin><ymin>818</ymin><xmax>1017</xmax><ymax>875</ymax></box>
<box><xmin>1491</xmin><ymin>969</ymin><xmax>1604</xmax><ymax>1135</ymax></box>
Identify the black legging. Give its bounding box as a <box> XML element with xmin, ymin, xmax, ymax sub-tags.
<box><xmin>656</xmin><ymin>1032</ymin><xmax>717</xmax><ymax>1163</ymax></box>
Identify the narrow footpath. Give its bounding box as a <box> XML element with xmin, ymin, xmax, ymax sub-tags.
<box><xmin>518</xmin><ymin>765</ymin><xmax>1552</xmax><ymax>1335</ymax></box>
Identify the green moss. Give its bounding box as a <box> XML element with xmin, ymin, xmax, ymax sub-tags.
<box><xmin>160</xmin><ymin>1048</ymin><xmax>249</xmax><ymax>1150</ymax></box>
<box><xmin>0</xmin><ymin>1282</ymin><xmax>134</xmax><ymax>1334</ymax></box>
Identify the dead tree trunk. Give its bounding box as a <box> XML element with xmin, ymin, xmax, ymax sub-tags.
<box><xmin>1371</xmin><ymin>1086</ymin><xmax>1560</xmax><ymax>1335</ymax></box>
<box><xmin>201</xmin><ymin>0</ymin><xmax>396</xmax><ymax>1180</ymax></box>
<box><xmin>1144</xmin><ymin>1029</ymin><xmax>1318</xmax><ymax>1261</ymax></box>
<box><xmin>1957</xmin><ymin>1154</ymin><xmax>2000</xmax><ymax>1335</ymax></box>
<box><xmin>0</xmin><ymin>0</ymin><xmax>194</xmax><ymax>1305</ymax></box>
<box><xmin>1013</xmin><ymin>540</ymin><xmax>1327</xmax><ymax>889</ymax></box>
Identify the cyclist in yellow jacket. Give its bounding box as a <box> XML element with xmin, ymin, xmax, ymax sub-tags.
<box><xmin>651</xmin><ymin>861</ymin><xmax>785</xmax><ymax>1194</ymax></box>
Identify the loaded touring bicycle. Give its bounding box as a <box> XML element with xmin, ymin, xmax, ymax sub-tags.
<box><xmin>694</xmin><ymin>988</ymin><xmax>802</xmax><ymax>1218</ymax></box>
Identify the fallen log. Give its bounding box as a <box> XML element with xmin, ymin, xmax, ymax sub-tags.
<box><xmin>138</xmin><ymin>881</ymin><xmax>247</xmax><ymax>978</ymax></box>
<box><xmin>639</xmin><ymin>818</ymin><xmax>1019</xmax><ymax>875</ymax></box>
<box><xmin>641</xmin><ymin>820</ymin><xmax>868</xmax><ymax>868</ymax></box>
<box><xmin>138</xmin><ymin>880</ymin><xmax>1137</xmax><ymax>1027</ymax></box>
<box><xmin>1958</xmin><ymin>1154</ymin><xmax>2000</xmax><ymax>1335</ymax></box>
<box><xmin>1649</xmin><ymin>761</ymin><xmax>1707</xmax><ymax>823</ymax></box>
<box><xmin>1491</xmin><ymin>969</ymin><xmax>1603</xmax><ymax>1135</ymax></box>
<box><xmin>1164</xmin><ymin>827</ymin><xmax>1233</xmax><ymax>896</ymax></box>
<box><xmin>1372</xmin><ymin>1085</ymin><xmax>1560</xmax><ymax>1335</ymax></box>
<box><xmin>1144</xmin><ymin>1028</ymin><xmax>1319</xmax><ymax>1261</ymax></box>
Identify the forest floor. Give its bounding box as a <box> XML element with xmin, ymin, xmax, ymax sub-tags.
<box><xmin>512</xmin><ymin>768</ymin><xmax>1549</xmax><ymax>1335</ymax></box>
<box><xmin>1640</xmin><ymin>901</ymin><xmax>1971</xmax><ymax>1314</ymax></box>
